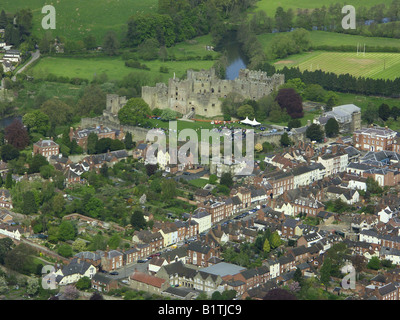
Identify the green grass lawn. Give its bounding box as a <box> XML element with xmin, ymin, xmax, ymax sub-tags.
<box><xmin>166</xmin><ymin>34</ymin><xmax>220</xmax><ymax>60</ymax></box>
<box><xmin>27</xmin><ymin>55</ymin><xmax>216</xmax><ymax>82</ymax></box>
<box><xmin>188</xmin><ymin>178</ymin><xmax>210</xmax><ymax>188</ymax></box>
<box><xmin>258</xmin><ymin>31</ymin><xmax>400</xmax><ymax>51</ymax></box>
<box><xmin>273</xmin><ymin>51</ymin><xmax>400</xmax><ymax>80</ymax></box>
<box><xmin>251</xmin><ymin>0</ymin><xmax>393</xmax><ymax>15</ymax></box>
<box><xmin>2</xmin><ymin>0</ymin><xmax>158</xmax><ymax>42</ymax></box>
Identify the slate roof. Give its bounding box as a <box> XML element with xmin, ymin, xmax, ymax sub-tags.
<box><xmin>61</xmin><ymin>258</ymin><xmax>93</xmax><ymax>277</ymax></box>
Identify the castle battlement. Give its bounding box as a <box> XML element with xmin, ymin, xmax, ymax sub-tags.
<box><xmin>141</xmin><ymin>68</ymin><xmax>284</xmax><ymax>118</ymax></box>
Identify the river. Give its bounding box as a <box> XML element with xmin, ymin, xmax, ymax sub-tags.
<box><xmin>0</xmin><ymin>115</ymin><xmax>22</xmax><ymax>129</ymax></box>
<box><xmin>218</xmin><ymin>32</ymin><xmax>248</xmax><ymax>80</ymax></box>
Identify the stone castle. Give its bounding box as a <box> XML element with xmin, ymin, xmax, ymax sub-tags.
<box><xmin>141</xmin><ymin>68</ymin><xmax>285</xmax><ymax>118</ymax></box>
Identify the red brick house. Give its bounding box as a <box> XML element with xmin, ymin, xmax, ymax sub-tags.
<box><xmin>186</xmin><ymin>241</ymin><xmax>220</xmax><ymax>267</ymax></box>
<box><xmin>33</xmin><ymin>138</ymin><xmax>59</xmax><ymax>159</ymax></box>
<box><xmin>91</xmin><ymin>273</ymin><xmax>119</xmax><ymax>293</ymax></box>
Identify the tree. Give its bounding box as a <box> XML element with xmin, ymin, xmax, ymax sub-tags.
<box><xmin>108</xmin><ymin>233</ymin><xmax>121</xmax><ymax>250</ymax></box>
<box><xmin>325</xmin><ymin>118</ymin><xmax>339</xmax><ymax>138</ymax></box>
<box><xmin>137</xmin><ymin>38</ymin><xmax>160</xmax><ymax>60</ymax></box>
<box><xmin>76</xmin><ymin>276</ymin><xmax>92</xmax><ymax>290</ymax></box>
<box><xmin>90</xmin><ymin>292</ymin><xmax>104</xmax><ymax>300</ymax></box>
<box><xmin>22</xmin><ymin>110</ymin><xmax>50</xmax><ymax>135</ymax></box>
<box><xmin>325</xmin><ymin>91</ymin><xmax>339</xmax><ymax>109</ymax></box>
<box><xmin>118</xmin><ymin>98</ymin><xmax>151</xmax><ymax>126</ymax></box>
<box><xmin>0</xmin><ymin>276</ymin><xmax>8</xmax><ymax>294</ymax></box>
<box><xmin>287</xmin><ymin>118</ymin><xmax>301</xmax><ymax>130</ymax></box>
<box><xmin>280</xmin><ymin>132</ymin><xmax>292</xmax><ymax>147</ymax></box>
<box><xmin>211</xmin><ymin>291</ymin><xmax>222</xmax><ymax>300</ymax></box>
<box><xmin>4</xmin><ymin>244</ymin><xmax>35</xmax><ymax>275</ymax></box>
<box><xmin>378</xmin><ymin>103</ymin><xmax>391</xmax><ymax>122</ymax></box>
<box><xmin>62</xmin><ymin>285</ymin><xmax>80</xmax><ymax>300</ymax></box>
<box><xmin>103</xmin><ymin>30</ymin><xmax>119</xmax><ymax>56</ymax></box>
<box><xmin>391</xmin><ymin>106</ymin><xmax>400</xmax><ymax>120</ymax></box>
<box><xmin>57</xmin><ymin>244</ymin><xmax>73</xmax><ymax>258</ymax></box>
<box><xmin>366</xmin><ymin>177</ymin><xmax>383</xmax><ymax>195</ymax></box>
<box><xmin>362</xmin><ymin>103</ymin><xmax>379</xmax><ymax>125</ymax></box>
<box><xmin>22</xmin><ymin>191</ymin><xmax>38</xmax><ymax>214</ymax></box>
<box><xmin>41</xmin><ymin>98</ymin><xmax>74</xmax><ymax>127</ymax></box>
<box><xmin>0</xmin><ymin>10</ymin><xmax>7</xmax><ymax>29</ymax></box>
<box><xmin>4</xmin><ymin>172</ymin><xmax>13</xmax><ymax>189</ymax></box>
<box><xmin>72</xmin><ymin>239</ymin><xmax>87</xmax><ymax>253</ymax></box>
<box><xmin>130</xmin><ymin>210</ymin><xmax>147</xmax><ymax>231</ymax></box>
<box><xmin>303</xmin><ymin>84</ymin><xmax>326</xmax><ymax>102</ymax></box>
<box><xmin>220</xmin><ymin>172</ymin><xmax>233</xmax><ymax>188</ymax></box>
<box><xmin>293</xmin><ymin>267</ymin><xmax>303</xmax><ymax>285</ymax></box>
<box><xmin>124</xmin><ymin>132</ymin><xmax>134</xmax><ymax>150</ymax></box>
<box><xmin>1</xmin><ymin>144</ymin><xmax>20</xmax><ymax>162</ymax></box>
<box><xmin>367</xmin><ymin>256</ymin><xmax>381</xmax><ymax>270</ymax></box>
<box><xmin>306</xmin><ymin>123</ymin><xmax>324</xmax><ymax>142</ymax></box>
<box><xmin>263</xmin><ymin>288</ymin><xmax>297</xmax><ymax>300</ymax></box>
<box><xmin>269</xmin><ymin>231</ymin><xmax>281</xmax><ymax>249</ymax></box>
<box><xmin>320</xmin><ymin>258</ymin><xmax>332</xmax><ymax>291</ymax></box>
<box><xmin>58</xmin><ymin>220</ymin><xmax>77</xmax><ymax>241</ymax></box>
<box><xmin>84</xmin><ymin>35</ymin><xmax>97</xmax><ymax>50</ymax></box>
<box><xmin>160</xmin><ymin>108</ymin><xmax>177</xmax><ymax>121</ymax></box>
<box><xmin>4</xmin><ymin>119</ymin><xmax>29</xmax><ymax>150</ymax></box>
<box><xmin>0</xmin><ymin>238</ymin><xmax>13</xmax><ymax>264</ymax></box>
<box><xmin>275</xmin><ymin>88</ymin><xmax>303</xmax><ymax>119</ymax></box>
<box><xmin>161</xmin><ymin>178</ymin><xmax>176</xmax><ymax>201</ymax></box>
<box><xmin>254</xmin><ymin>143</ymin><xmax>263</xmax><ymax>153</ymax></box>
<box><xmin>84</xmin><ymin>197</ymin><xmax>104</xmax><ymax>218</ymax></box>
<box><xmin>86</xmin><ymin>132</ymin><xmax>98</xmax><ymax>155</ymax></box>
<box><xmin>237</xmin><ymin>104</ymin><xmax>255</xmax><ymax>119</ymax></box>
<box><xmin>28</xmin><ymin>154</ymin><xmax>49</xmax><ymax>174</ymax></box>
<box><xmin>76</xmin><ymin>85</ymin><xmax>106</xmax><ymax>116</ymax></box>
<box><xmin>263</xmin><ymin>238</ymin><xmax>270</xmax><ymax>253</ymax></box>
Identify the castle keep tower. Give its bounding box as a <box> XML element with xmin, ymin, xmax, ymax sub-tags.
<box><xmin>141</xmin><ymin>68</ymin><xmax>285</xmax><ymax>118</ymax></box>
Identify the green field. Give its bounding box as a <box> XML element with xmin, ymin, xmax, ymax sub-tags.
<box><xmin>27</xmin><ymin>55</ymin><xmax>216</xmax><ymax>82</ymax></box>
<box><xmin>258</xmin><ymin>31</ymin><xmax>400</xmax><ymax>51</ymax></box>
<box><xmin>26</xmin><ymin>34</ymin><xmax>219</xmax><ymax>82</ymax></box>
<box><xmin>2</xmin><ymin>0</ymin><xmax>157</xmax><ymax>41</ymax></box>
<box><xmin>252</xmin><ymin>0</ymin><xmax>393</xmax><ymax>15</ymax></box>
<box><xmin>273</xmin><ymin>51</ymin><xmax>400</xmax><ymax>80</ymax></box>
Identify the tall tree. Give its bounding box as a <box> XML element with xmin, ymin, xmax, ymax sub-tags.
<box><xmin>306</xmin><ymin>123</ymin><xmax>324</xmax><ymax>142</ymax></box>
<box><xmin>325</xmin><ymin>118</ymin><xmax>339</xmax><ymax>138</ymax></box>
<box><xmin>378</xmin><ymin>103</ymin><xmax>391</xmax><ymax>122</ymax></box>
<box><xmin>103</xmin><ymin>30</ymin><xmax>119</xmax><ymax>56</ymax></box>
<box><xmin>4</xmin><ymin>119</ymin><xmax>29</xmax><ymax>150</ymax></box>
<box><xmin>275</xmin><ymin>88</ymin><xmax>303</xmax><ymax>119</ymax></box>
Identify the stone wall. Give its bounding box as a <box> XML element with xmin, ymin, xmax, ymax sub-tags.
<box><xmin>81</xmin><ymin>117</ymin><xmax>149</xmax><ymax>142</ymax></box>
<box><xmin>141</xmin><ymin>68</ymin><xmax>284</xmax><ymax>118</ymax></box>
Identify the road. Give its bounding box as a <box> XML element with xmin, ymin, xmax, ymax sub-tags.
<box><xmin>103</xmin><ymin>260</ymin><xmax>150</xmax><ymax>280</ymax></box>
<box><xmin>12</xmin><ymin>50</ymin><xmax>41</xmax><ymax>82</ymax></box>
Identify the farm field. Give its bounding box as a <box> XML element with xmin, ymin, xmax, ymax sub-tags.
<box><xmin>273</xmin><ymin>51</ymin><xmax>400</xmax><ymax>80</ymax></box>
<box><xmin>258</xmin><ymin>31</ymin><xmax>400</xmax><ymax>51</ymax></box>
<box><xmin>27</xmin><ymin>55</ymin><xmax>216</xmax><ymax>83</ymax></box>
<box><xmin>26</xmin><ymin>34</ymin><xmax>219</xmax><ymax>82</ymax></box>
<box><xmin>252</xmin><ymin>0</ymin><xmax>393</xmax><ymax>15</ymax></box>
<box><xmin>1</xmin><ymin>0</ymin><xmax>158</xmax><ymax>42</ymax></box>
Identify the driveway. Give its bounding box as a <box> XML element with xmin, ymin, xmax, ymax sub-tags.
<box><xmin>12</xmin><ymin>50</ymin><xmax>40</xmax><ymax>81</ymax></box>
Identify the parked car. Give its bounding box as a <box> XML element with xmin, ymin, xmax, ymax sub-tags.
<box><xmin>137</xmin><ymin>259</ymin><xmax>148</xmax><ymax>263</ymax></box>
<box><xmin>110</xmin><ymin>271</ymin><xmax>119</xmax><ymax>276</ymax></box>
